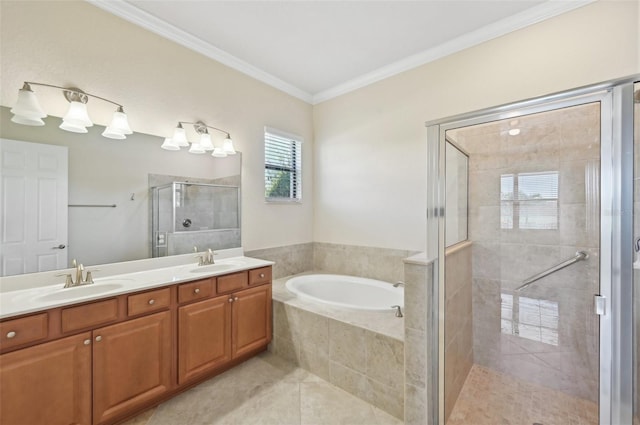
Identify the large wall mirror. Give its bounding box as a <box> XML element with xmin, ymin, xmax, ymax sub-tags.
<box><xmin>0</xmin><ymin>107</ymin><xmax>241</xmax><ymax>277</ymax></box>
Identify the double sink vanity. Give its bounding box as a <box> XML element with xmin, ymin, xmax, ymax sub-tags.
<box><xmin>0</xmin><ymin>253</ymin><xmax>274</xmax><ymax>425</ymax></box>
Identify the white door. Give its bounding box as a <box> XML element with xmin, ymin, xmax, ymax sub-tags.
<box><xmin>0</xmin><ymin>139</ymin><xmax>68</xmax><ymax>276</ymax></box>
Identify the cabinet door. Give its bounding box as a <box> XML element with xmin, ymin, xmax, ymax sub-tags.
<box><xmin>178</xmin><ymin>295</ymin><xmax>232</xmax><ymax>384</ymax></box>
<box><xmin>93</xmin><ymin>311</ymin><xmax>171</xmax><ymax>425</ymax></box>
<box><xmin>0</xmin><ymin>332</ymin><xmax>91</xmax><ymax>425</ymax></box>
<box><xmin>232</xmin><ymin>284</ymin><xmax>272</xmax><ymax>358</ymax></box>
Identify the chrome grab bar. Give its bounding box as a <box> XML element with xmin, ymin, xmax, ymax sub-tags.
<box><xmin>515</xmin><ymin>251</ymin><xmax>589</xmax><ymax>292</ymax></box>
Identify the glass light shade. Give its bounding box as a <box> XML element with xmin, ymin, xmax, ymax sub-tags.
<box><xmin>211</xmin><ymin>147</ymin><xmax>227</xmax><ymax>158</ymax></box>
<box><xmin>11</xmin><ymin>87</ymin><xmax>47</xmax><ymax>125</ymax></box>
<box><xmin>199</xmin><ymin>133</ymin><xmax>214</xmax><ymax>151</ymax></box>
<box><xmin>11</xmin><ymin>115</ymin><xmax>45</xmax><ymax>126</ymax></box>
<box><xmin>189</xmin><ymin>143</ymin><xmax>206</xmax><ymax>154</ymax></box>
<box><xmin>61</xmin><ymin>101</ymin><xmax>93</xmax><ymax>128</ymax></box>
<box><xmin>106</xmin><ymin>110</ymin><xmax>132</xmax><ymax>135</ymax></box>
<box><xmin>161</xmin><ymin>138</ymin><xmax>180</xmax><ymax>151</ymax></box>
<box><xmin>59</xmin><ymin>121</ymin><xmax>88</xmax><ymax>133</ymax></box>
<box><xmin>172</xmin><ymin>125</ymin><xmax>189</xmax><ymax>147</ymax></box>
<box><xmin>222</xmin><ymin>135</ymin><xmax>236</xmax><ymax>155</ymax></box>
<box><xmin>102</xmin><ymin>127</ymin><xmax>126</xmax><ymax>140</ymax></box>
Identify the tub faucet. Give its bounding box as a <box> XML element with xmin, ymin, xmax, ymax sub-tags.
<box><xmin>391</xmin><ymin>305</ymin><xmax>403</xmax><ymax>318</ymax></box>
<box><xmin>393</xmin><ymin>281</ymin><xmax>405</xmax><ymax>288</ymax></box>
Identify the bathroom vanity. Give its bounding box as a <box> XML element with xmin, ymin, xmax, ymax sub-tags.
<box><xmin>0</xmin><ymin>258</ymin><xmax>273</xmax><ymax>425</ymax></box>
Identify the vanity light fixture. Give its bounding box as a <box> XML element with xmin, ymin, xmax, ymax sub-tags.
<box><xmin>10</xmin><ymin>82</ymin><xmax>132</xmax><ymax>139</ymax></box>
<box><xmin>162</xmin><ymin>121</ymin><xmax>236</xmax><ymax>157</ymax></box>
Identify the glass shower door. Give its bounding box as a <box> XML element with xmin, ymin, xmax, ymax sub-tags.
<box><xmin>633</xmin><ymin>82</ymin><xmax>639</xmax><ymax>425</ymax></box>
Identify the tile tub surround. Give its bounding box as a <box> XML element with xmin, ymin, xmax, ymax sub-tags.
<box><xmin>122</xmin><ymin>351</ymin><xmax>402</xmax><ymax>425</ymax></box>
<box><xmin>403</xmin><ymin>254</ymin><xmax>435</xmax><ymax>425</ymax></box>
<box><xmin>246</xmin><ymin>242</ymin><xmax>418</xmax><ymax>283</ymax></box>
<box><xmin>271</xmin><ymin>274</ymin><xmax>405</xmax><ymax>419</ymax></box>
<box><xmin>246</xmin><ymin>243</ymin><xmax>314</xmax><ymax>279</ymax></box>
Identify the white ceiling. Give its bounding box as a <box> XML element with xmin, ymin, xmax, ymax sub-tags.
<box><xmin>90</xmin><ymin>0</ymin><xmax>594</xmax><ymax>104</ymax></box>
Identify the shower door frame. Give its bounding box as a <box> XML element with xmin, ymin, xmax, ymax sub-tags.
<box><xmin>425</xmin><ymin>76</ymin><xmax>638</xmax><ymax>425</ymax></box>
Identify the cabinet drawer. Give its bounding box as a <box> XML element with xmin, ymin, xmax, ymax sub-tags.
<box><xmin>216</xmin><ymin>271</ymin><xmax>248</xmax><ymax>294</ymax></box>
<box><xmin>249</xmin><ymin>267</ymin><xmax>272</xmax><ymax>286</ymax></box>
<box><xmin>62</xmin><ymin>299</ymin><xmax>119</xmax><ymax>333</ymax></box>
<box><xmin>0</xmin><ymin>313</ymin><xmax>48</xmax><ymax>351</ymax></box>
<box><xmin>179</xmin><ymin>279</ymin><xmax>215</xmax><ymax>304</ymax></box>
<box><xmin>128</xmin><ymin>288</ymin><xmax>171</xmax><ymax>317</ymax></box>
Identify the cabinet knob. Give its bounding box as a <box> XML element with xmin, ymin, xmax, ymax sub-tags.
<box><xmin>84</xmin><ymin>339</ymin><xmax>91</xmax><ymax>346</ymax></box>
<box><xmin>148</xmin><ymin>299</ymin><xmax>155</xmax><ymax>305</ymax></box>
<box><xmin>194</xmin><ymin>288</ymin><xmax>200</xmax><ymax>294</ymax></box>
<box><xmin>259</xmin><ymin>273</ymin><xmax>265</xmax><ymax>278</ymax></box>
<box><xmin>228</xmin><ymin>298</ymin><xmax>233</xmax><ymax>303</ymax></box>
<box><xmin>95</xmin><ymin>335</ymin><xmax>102</xmax><ymax>342</ymax></box>
<box><xmin>234</xmin><ymin>296</ymin><xmax>239</xmax><ymax>302</ymax></box>
<box><xmin>6</xmin><ymin>331</ymin><xmax>16</xmax><ymax>339</ymax></box>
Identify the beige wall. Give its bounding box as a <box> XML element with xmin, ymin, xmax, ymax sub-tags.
<box><xmin>312</xmin><ymin>0</ymin><xmax>639</xmax><ymax>251</ymax></box>
<box><xmin>0</xmin><ymin>0</ymin><xmax>314</xmax><ymax>252</ymax></box>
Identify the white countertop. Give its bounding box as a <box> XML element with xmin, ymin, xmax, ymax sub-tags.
<box><xmin>0</xmin><ymin>255</ymin><xmax>273</xmax><ymax>320</ymax></box>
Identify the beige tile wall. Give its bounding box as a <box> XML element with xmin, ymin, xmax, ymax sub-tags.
<box><xmin>444</xmin><ymin>242</ymin><xmax>473</xmax><ymax>422</ymax></box>
<box><xmin>245</xmin><ymin>242</ymin><xmax>314</xmax><ymax>279</ymax></box>
<box><xmin>403</xmin><ymin>259</ymin><xmax>434</xmax><ymax>425</ymax></box>
<box><xmin>449</xmin><ymin>103</ymin><xmax>601</xmax><ymax>402</ymax></box>
<box><xmin>270</xmin><ymin>301</ymin><xmax>405</xmax><ymax>419</ymax></box>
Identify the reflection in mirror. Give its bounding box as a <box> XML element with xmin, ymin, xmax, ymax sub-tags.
<box><xmin>444</xmin><ymin>140</ymin><xmax>469</xmax><ymax>247</ymax></box>
<box><xmin>151</xmin><ymin>181</ymin><xmax>240</xmax><ymax>257</ymax></box>
<box><xmin>0</xmin><ymin>106</ymin><xmax>241</xmax><ymax>276</ymax></box>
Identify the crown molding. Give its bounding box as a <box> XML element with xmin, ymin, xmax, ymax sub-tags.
<box><xmin>311</xmin><ymin>0</ymin><xmax>596</xmax><ymax>104</ymax></box>
<box><xmin>87</xmin><ymin>0</ymin><xmax>314</xmax><ymax>104</ymax></box>
<box><xmin>87</xmin><ymin>0</ymin><xmax>595</xmax><ymax>106</ymax></box>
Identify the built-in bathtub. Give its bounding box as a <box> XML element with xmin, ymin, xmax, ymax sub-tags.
<box><xmin>285</xmin><ymin>274</ymin><xmax>404</xmax><ymax>311</ymax></box>
<box><xmin>270</xmin><ymin>273</ymin><xmax>405</xmax><ymax>419</ymax></box>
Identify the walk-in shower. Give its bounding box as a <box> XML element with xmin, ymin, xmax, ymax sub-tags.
<box><xmin>426</xmin><ymin>77</ymin><xmax>638</xmax><ymax>425</ymax></box>
<box><xmin>150</xmin><ymin>182</ymin><xmax>240</xmax><ymax>257</ymax></box>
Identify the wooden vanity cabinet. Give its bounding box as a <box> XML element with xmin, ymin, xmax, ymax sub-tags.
<box><xmin>232</xmin><ymin>284</ymin><xmax>272</xmax><ymax>358</ymax></box>
<box><xmin>0</xmin><ymin>265</ymin><xmax>272</xmax><ymax>425</ymax></box>
<box><xmin>93</xmin><ymin>311</ymin><xmax>172</xmax><ymax>425</ymax></box>
<box><xmin>0</xmin><ymin>332</ymin><xmax>92</xmax><ymax>425</ymax></box>
<box><xmin>178</xmin><ymin>295</ymin><xmax>232</xmax><ymax>384</ymax></box>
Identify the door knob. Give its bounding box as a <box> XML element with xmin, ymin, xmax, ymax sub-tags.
<box><xmin>52</xmin><ymin>244</ymin><xmax>66</xmax><ymax>249</ymax></box>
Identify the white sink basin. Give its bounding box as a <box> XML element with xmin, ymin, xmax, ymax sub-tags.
<box><xmin>35</xmin><ymin>282</ymin><xmax>126</xmax><ymax>302</ymax></box>
<box><xmin>189</xmin><ymin>264</ymin><xmax>237</xmax><ymax>274</ymax></box>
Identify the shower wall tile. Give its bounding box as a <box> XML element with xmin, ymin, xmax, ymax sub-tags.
<box><xmin>444</xmin><ymin>243</ymin><xmax>473</xmax><ymax>423</ymax></box>
<box><xmin>455</xmin><ymin>102</ymin><xmax>602</xmax><ymax>404</ymax></box>
<box><xmin>245</xmin><ymin>243</ymin><xmax>314</xmax><ymax>279</ymax></box>
<box><xmin>313</xmin><ymin>242</ymin><xmax>417</xmax><ymax>283</ymax></box>
<box><xmin>403</xmin><ymin>260</ymin><xmax>434</xmax><ymax>424</ymax></box>
<box><xmin>167</xmin><ymin>229</ymin><xmax>240</xmax><ymax>255</ymax></box>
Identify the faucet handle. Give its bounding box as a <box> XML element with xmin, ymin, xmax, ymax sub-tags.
<box><xmin>84</xmin><ymin>269</ymin><xmax>99</xmax><ymax>284</ymax></box>
<box><xmin>56</xmin><ymin>273</ymin><xmax>75</xmax><ymax>288</ymax></box>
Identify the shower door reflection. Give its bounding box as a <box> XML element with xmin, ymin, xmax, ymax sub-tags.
<box><xmin>443</xmin><ymin>103</ymin><xmax>601</xmax><ymax>424</ymax></box>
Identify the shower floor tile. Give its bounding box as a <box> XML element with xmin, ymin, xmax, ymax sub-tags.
<box><xmin>121</xmin><ymin>351</ymin><xmax>401</xmax><ymax>425</ymax></box>
<box><xmin>447</xmin><ymin>364</ymin><xmax>598</xmax><ymax>425</ymax></box>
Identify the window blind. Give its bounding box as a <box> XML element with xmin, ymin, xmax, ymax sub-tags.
<box><xmin>264</xmin><ymin>128</ymin><xmax>302</xmax><ymax>201</ymax></box>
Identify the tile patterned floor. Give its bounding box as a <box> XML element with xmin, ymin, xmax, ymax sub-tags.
<box><xmin>122</xmin><ymin>352</ymin><xmax>402</xmax><ymax>425</ymax></box>
<box><xmin>447</xmin><ymin>364</ymin><xmax>598</xmax><ymax>425</ymax></box>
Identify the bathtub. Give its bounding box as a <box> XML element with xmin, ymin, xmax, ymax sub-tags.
<box><xmin>285</xmin><ymin>274</ymin><xmax>403</xmax><ymax>311</ymax></box>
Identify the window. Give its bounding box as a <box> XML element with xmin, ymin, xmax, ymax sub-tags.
<box><xmin>264</xmin><ymin>127</ymin><xmax>302</xmax><ymax>202</ymax></box>
<box><xmin>500</xmin><ymin>171</ymin><xmax>559</xmax><ymax>230</ymax></box>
